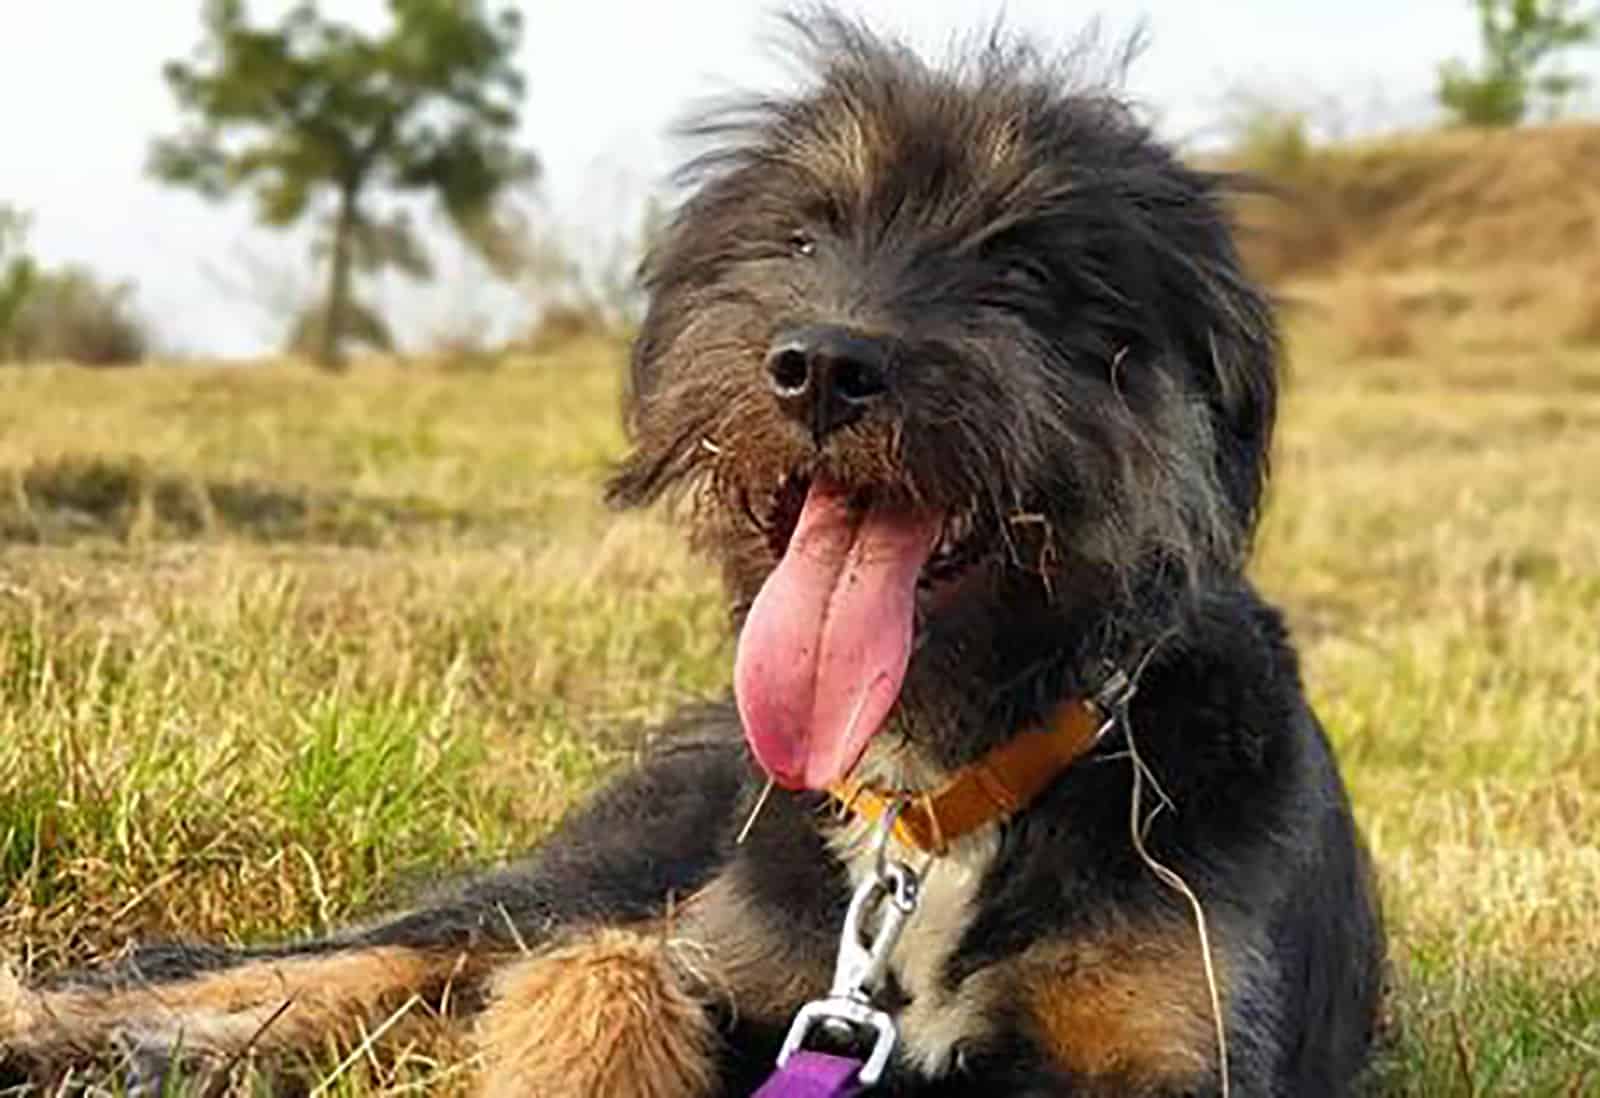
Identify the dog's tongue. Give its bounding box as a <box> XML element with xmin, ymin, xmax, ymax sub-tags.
<box><xmin>735</xmin><ymin>478</ymin><xmax>941</xmax><ymax>790</ymax></box>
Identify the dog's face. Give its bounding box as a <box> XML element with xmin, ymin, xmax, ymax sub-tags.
<box><xmin>609</xmin><ymin>17</ymin><xmax>1279</xmax><ymax>788</ymax></box>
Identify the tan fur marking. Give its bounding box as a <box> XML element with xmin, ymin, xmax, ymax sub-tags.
<box><xmin>1021</xmin><ymin>920</ymin><xmax>1229</xmax><ymax>1087</ymax></box>
<box><xmin>477</xmin><ymin>929</ymin><xmax>717</xmax><ymax>1098</ymax></box>
<box><xmin>2</xmin><ymin>947</ymin><xmax>482</xmax><ymax>1060</ymax></box>
<box><xmin>779</xmin><ymin>94</ymin><xmax>881</xmax><ymax>204</ymax></box>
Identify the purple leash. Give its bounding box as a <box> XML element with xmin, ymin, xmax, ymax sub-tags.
<box><xmin>753</xmin><ymin>1050</ymin><xmax>867</xmax><ymax>1097</ymax></box>
<box><xmin>755</xmin><ymin>803</ymin><xmax>922</xmax><ymax>1096</ymax></box>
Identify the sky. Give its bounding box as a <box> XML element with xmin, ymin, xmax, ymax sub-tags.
<box><xmin>0</xmin><ymin>2</ymin><xmax>1521</xmax><ymax>357</ymax></box>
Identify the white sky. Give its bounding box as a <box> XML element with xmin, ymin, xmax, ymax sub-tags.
<box><xmin>0</xmin><ymin>2</ymin><xmax>1548</xmax><ymax>357</ymax></box>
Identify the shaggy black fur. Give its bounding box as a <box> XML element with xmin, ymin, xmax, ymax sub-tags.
<box><xmin>2</xmin><ymin>12</ymin><xmax>1383</xmax><ymax>1097</ymax></box>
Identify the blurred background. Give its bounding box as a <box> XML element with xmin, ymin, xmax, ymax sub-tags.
<box><xmin>1</xmin><ymin>3</ymin><xmax>1597</xmax><ymax>1094</ymax></box>
<box><xmin>4</xmin><ymin>0</ymin><xmax>1597</xmax><ymax>364</ymax></box>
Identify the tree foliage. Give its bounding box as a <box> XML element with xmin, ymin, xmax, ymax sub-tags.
<box><xmin>151</xmin><ymin>0</ymin><xmax>536</xmax><ymax>367</ymax></box>
<box><xmin>1438</xmin><ymin>0</ymin><xmax>1598</xmax><ymax>126</ymax></box>
<box><xmin>0</xmin><ymin>205</ymin><xmax>37</xmax><ymax>351</ymax></box>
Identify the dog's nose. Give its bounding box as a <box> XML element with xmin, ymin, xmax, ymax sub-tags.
<box><xmin>765</xmin><ymin>325</ymin><xmax>891</xmax><ymax>442</ymax></box>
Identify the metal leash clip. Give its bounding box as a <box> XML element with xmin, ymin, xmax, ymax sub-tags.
<box><xmin>774</xmin><ymin>802</ymin><xmax>922</xmax><ymax>1087</ymax></box>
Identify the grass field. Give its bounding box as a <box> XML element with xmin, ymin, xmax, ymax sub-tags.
<box><xmin>2</xmin><ymin>268</ymin><xmax>1598</xmax><ymax>1093</ymax></box>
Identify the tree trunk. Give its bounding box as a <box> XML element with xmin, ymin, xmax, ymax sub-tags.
<box><xmin>319</xmin><ymin>186</ymin><xmax>358</xmax><ymax>371</ymax></box>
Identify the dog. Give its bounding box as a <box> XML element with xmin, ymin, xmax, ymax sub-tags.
<box><xmin>1</xmin><ymin>13</ymin><xmax>1384</xmax><ymax>1096</ymax></box>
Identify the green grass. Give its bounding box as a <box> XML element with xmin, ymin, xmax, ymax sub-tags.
<box><xmin>1</xmin><ymin>303</ymin><xmax>1597</xmax><ymax>1094</ymax></box>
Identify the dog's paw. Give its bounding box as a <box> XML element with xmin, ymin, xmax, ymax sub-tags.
<box><xmin>1</xmin><ymin>963</ymin><xmax>32</xmax><ymax>1039</ymax></box>
<box><xmin>0</xmin><ymin>963</ymin><xmax>50</xmax><ymax>1086</ymax></box>
<box><xmin>0</xmin><ymin>971</ymin><xmax>219</xmax><ymax>1096</ymax></box>
<box><xmin>477</xmin><ymin>929</ymin><xmax>718</xmax><ymax>1098</ymax></box>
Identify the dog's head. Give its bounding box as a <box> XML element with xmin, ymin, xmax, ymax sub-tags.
<box><xmin>608</xmin><ymin>13</ymin><xmax>1278</xmax><ymax>788</ymax></box>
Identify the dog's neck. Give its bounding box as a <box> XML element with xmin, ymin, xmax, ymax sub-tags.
<box><xmin>833</xmin><ymin>698</ymin><xmax>1103</xmax><ymax>857</ymax></box>
<box><xmin>894</xmin><ymin>560</ymin><xmax>1194</xmax><ymax>774</ymax></box>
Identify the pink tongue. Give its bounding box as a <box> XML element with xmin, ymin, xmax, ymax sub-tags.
<box><xmin>734</xmin><ymin>478</ymin><xmax>942</xmax><ymax>790</ymax></box>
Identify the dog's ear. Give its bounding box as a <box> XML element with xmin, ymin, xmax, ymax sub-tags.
<box><xmin>604</xmin><ymin>341</ymin><xmax>654</xmax><ymax>510</ymax></box>
<box><xmin>605</xmin><ymin>454</ymin><xmax>662</xmax><ymax>510</ymax></box>
<box><xmin>1164</xmin><ymin>171</ymin><xmax>1280</xmax><ymax>535</ymax></box>
<box><xmin>604</xmin><ymin>305</ymin><xmax>705</xmax><ymax>511</ymax></box>
<box><xmin>606</xmin><ymin>435</ymin><xmax>686</xmax><ymax>510</ymax></box>
<box><xmin>1200</xmin><ymin>278</ymin><xmax>1278</xmax><ymax>533</ymax></box>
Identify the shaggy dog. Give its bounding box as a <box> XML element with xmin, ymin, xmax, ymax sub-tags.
<box><xmin>2</xmin><ymin>14</ymin><xmax>1384</xmax><ymax>1097</ymax></box>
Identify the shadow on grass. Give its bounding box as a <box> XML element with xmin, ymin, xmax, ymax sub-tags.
<box><xmin>0</xmin><ymin>455</ymin><xmax>520</xmax><ymax>547</ymax></box>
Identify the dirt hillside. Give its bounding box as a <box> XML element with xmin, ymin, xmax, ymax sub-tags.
<box><xmin>1236</xmin><ymin>122</ymin><xmax>1600</xmax><ymax>282</ymax></box>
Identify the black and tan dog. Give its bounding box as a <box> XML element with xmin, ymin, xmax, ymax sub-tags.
<box><xmin>1</xmin><ymin>14</ymin><xmax>1384</xmax><ymax>1096</ymax></box>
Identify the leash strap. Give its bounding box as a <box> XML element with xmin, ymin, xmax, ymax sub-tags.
<box><xmin>754</xmin><ymin>1051</ymin><xmax>866</xmax><ymax>1097</ymax></box>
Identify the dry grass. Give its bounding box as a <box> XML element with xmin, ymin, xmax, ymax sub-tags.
<box><xmin>1263</xmin><ymin>288</ymin><xmax>1600</xmax><ymax>1094</ymax></box>
<box><xmin>1563</xmin><ymin>263</ymin><xmax>1600</xmax><ymax>349</ymax></box>
<box><xmin>1330</xmin><ymin>280</ymin><xmax>1418</xmax><ymax>359</ymax></box>
<box><xmin>1</xmin><ymin>276</ymin><xmax>1598</xmax><ymax>1093</ymax></box>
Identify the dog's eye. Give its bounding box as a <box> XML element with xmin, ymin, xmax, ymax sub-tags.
<box><xmin>787</xmin><ymin>230</ymin><xmax>816</xmax><ymax>257</ymax></box>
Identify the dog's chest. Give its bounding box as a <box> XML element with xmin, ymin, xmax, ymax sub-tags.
<box><xmin>830</xmin><ymin>824</ymin><xmax>1004</xmax><ymax>1077</ymax></box>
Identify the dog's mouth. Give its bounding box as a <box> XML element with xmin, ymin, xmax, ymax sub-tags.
<box><xmin>759</xmin><ymin>472</ymin><xmax>986</xmax><ymax>588</ymax></box>
<box><xmin>734</xmin><ymin>472</ymin><xmax>985</xmax><ymax>791</ymax></box>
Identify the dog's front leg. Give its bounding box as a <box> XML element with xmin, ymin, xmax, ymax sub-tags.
<box><xmin>474</xmin><ymin>856</ymin><xmax>840</xmax><ymax>1098</ymax></box>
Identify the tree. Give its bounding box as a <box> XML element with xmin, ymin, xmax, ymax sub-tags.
<box><xmin>0</xmin><ymin>205</ymin><xmax>37</xmax><ymax>356</ymax></box>
<box><xmin>1438</xmin><ymin>0</ymin><xmax>1598</xmax><ymax>126</ymax></box>
<box><xmin>151</xmin><ymin>0</ymin><xmax>536</xmax><ymax>368</ymax></box>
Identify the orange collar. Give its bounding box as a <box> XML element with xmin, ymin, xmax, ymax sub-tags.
<box><xmin>827</xmin><ymin>697</ymin><xmax>1105</xmax><ymax>856</ymax></box>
